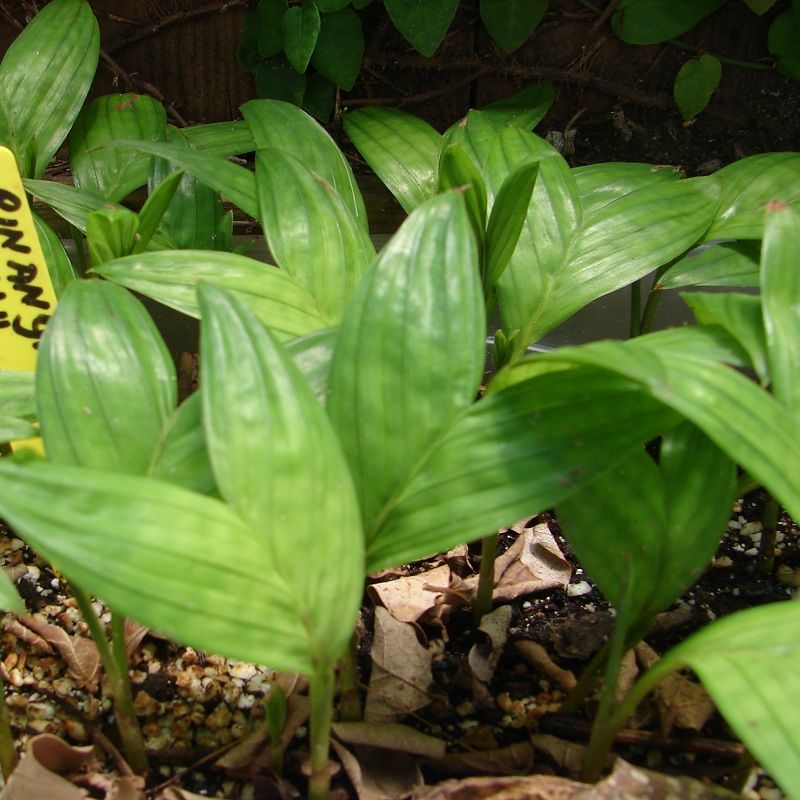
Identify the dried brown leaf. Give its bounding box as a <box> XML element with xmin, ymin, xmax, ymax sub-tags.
<box><xmin>468</xmin><ymin>605</ymin><xmax>512</xmax><ymax>684</ymax></box>
<box><xmin>3</xmin><ymin>618</ymin><xmax>52</xmax><ymax>653</ymax></box>
<box><xmin>368</xmin><ymin>565</ymin><xmax>451</xmax><ymax>624</ymax></box>
<box><xmin>514</xmin><ymin>641</ymin><xmax>577</xmax><ymax>691</ymax></box>
<box><xmin>432</xmin><ymin>741</ymin><xmax>535</xmax><ymax>777</ymax></box>
<box><xmin>332</xmin><ymin>740</ymin><xmax>424</xmax><ymax>800</ymax></box>
<box><xmin>613</xmin><ymin>649</ymin><xmax>638</xmax><ymax>704</ymax></box>
<box><xmin>530</xmin><ymin>733</ymin><xmax>589</xmax><ymax>778</ymax></box>
<box><xmin>333</xmin><ymin>722</ymin><xmax>446</xmax><ymax>759</ymax></box>
<box><xmin>123</xmin><ymin>620</ymin><xmax>148</xmax><ymax>660</ymax></box>
<box><xmin>21</xmin><ymin>615</ymin><xmax>100</xmax><ymax>692</ymax></box>
<box><xmin>364</xmin><ymin>607</ymin><xmax>433</xmax><ymax>723</ymax></box>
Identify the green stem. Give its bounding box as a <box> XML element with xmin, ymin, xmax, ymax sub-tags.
<box><xmin>736</xmin><ymin>472</ymin><xmax>760</xmax><ymax>498</ymax></box>
<box><xmin>0</xmin><ymin>672</ymin><xmax>16</xmax><ymax>780</ymax></box>
<box><xmin>69</xmin><ymin>224</ymin><xmax>89</xmax><ymax>277</ymax></box>
<box><xmin>638</xmin><ymin>285</ymin><xmax>663</xmax><ymax>336</ymax></box>
<box><xmin>308</xmin><ymin>668</ymin><xmax>336</xmax><ymax>800</ymax></box>
<box><xmin>759</xmin><ymin>496</ymin><xmax>779</xmax><ymax>575</ymax></box>
<box><xmin>474</xmin><ymin>533</ymin><xmax>497</xmax><ymax>625</ymax></box>
<box><xmin>70</xmin><ymin>587</ymin><xmax>148</xmax><ymax>775</ymax></box>
<box><xmin>337</xmin><ymin>631</ymin><xmax>362</xmax><ymax>722</ymax></box>
<box><xmin>629</xmin><ymin>280</ymin><xmax>642</xmax><ymax>338</ymax></box>
<box><xmin>560</xmin><ymin>639</ymin><xmax>610</xmax><ymax>715</ymax></box>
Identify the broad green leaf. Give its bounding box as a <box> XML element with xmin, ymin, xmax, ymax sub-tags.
<box><xmin>557</xmin><ymin>422</ymin><xmax>735</xmax><ymax>636</ymax></box>
<box><xmin>612</xmin><ymin>0</ymin><xmax>726</xmax><ymax>44</ymax></box>
<box><xmin>24</xmin><ymin>179</ymin><xmax>118</xmax><ymax>233</ymax></box>
<box><xmin>384</xmin><ymin>0</ymin><xmax>459</xmax><ymax>56</ymax></box>
<box><xmin>198</xmin><ymin>283</ymin><xmax>364</xmax><ymax>670</ymax></box>
<box><xmin>150</xmin><ymin>392</ymin><xmax>215</xmax><ymax>495</ymax></box>
<box><xmin>179</xmin><ymin>120</ymin><xmax>255</xmax><ymax>157</ymax></box>
<box><xmin>254</xmin><ymin>148</ymin><xmax>374</xmax><ymax>320</ymax></box>
<box><xmin>442</xmin><ymin>109</ymin><xmax>512</xmax><ymax>169</ymax></box>
<box><xmin>33</xmin><ymin>213</ymin><xmax>77</xmax><ymax>297</ymax></box>
<box><xmin>302</xmin><ymin>72</ymin><xmax>336</xmax><ymax>121</ymax></box>
<box><xmin>316</xmin><ymin>0</ymin><xmax>351</xmax><ymax>9</ymax></box>
<box><xmin>237</xmin><ymin>11</ymin><xmax>263</xmax><ymax>73</ymax></box>
<box><xmin>327</xmin><ymin>193</ymin><xmax>485</xmax><ymax>534</ymax></box>
<box><xmin>282</xmin><ymin>0</ymin><xmax>321</xmax><ymax>73</ymax></box>
<box><xmin>37</xmin><ymin>280</ymin><xmax>176</xmax><ymax>473</ymax></box>
<box><xmin>504</xmin><ymin>333</ymin><xmax>800</xmax><ymax>523</ymax></box>
<box><xmin>768</xmin><ymin>8</ymin><xmax>800</xmax><ymax>79</ymax></box>
<box><xmin>484</xmin><ymin>160</ymin><xmax>539</xmax><ymax>288</ymax></box>
<box><xmin>0</xmin><ymin>416</ymin><xmax>36</xmax><ymax>443</ymax></box>
<box><xmin>0</xmin><ymin>0</ymin><xmax>99</xmax><ymax>177</ymax></box>
<box><xmin>658</xmin><ymin>241</ymin><xmax>760</xmax><ymax>289</ymax></box>
<box><xmin>0</xmin><ymin>568</ymin><xmax>23</xmax><ymax>614</ymax></box>
<box><xmin>480</xmin><ymin>82</ymin><xmax>555</xmax><ymax>131</ymax></box>
<box><xmin>149</xmin><ymin>127</ymin><xmax>228</xmax><ymax>251</ymax></box>
<box><xmin>488</xmin><ymin>128</ymin><xmax>720</xmax><ymax>353</ymax></box>
<box><xmin>134</xmin><ymin>168</ymin><xmax>183</xmax><ymax>253</ymax></box>
<box><xmin>369</xmin><ymin>366</ymin><xmax>679</xmax><ymax>571</ymax></box>
<box><xmin>310</xmin><ymin>8</ymin><xmax>364</xmax><ymax>90</ymax></box>
<box><xmin>343</xmin><ymin>107</ymin><xmax>441</xmax><ymax>213</ymax></box>
<box><xmin>682</xmin><ymin>292</ymin><xmax>768</xmax><ymax>384</ymax></box>
<box><xmin>572</xmin><ymin>162</ymin><xmax>683</xmax><ymax>212</ymax></box>
<box><xmin>286</xmin><ymin>327</ymin><xmax>337</xmax><ymax>405</ymax></box>
<box><xmin>0</xmin><ymin>371</ymin><xmax>36</xmax><ymax>419</ymax></box>
<box><xmin>0</xmin><ymin>459</ymin><xmax>315</xmax><ymax>674</ymax></box>
<box><xmin>674</xmin><ymin>55</ymin><xmax>722</xmax><ymax>121</ymax></box>
<box><xmin>704</xmin><ymin>153</ymin><xmax>800</xmax><ymax>241</ymax></box>
<box><xmin>242</xmin><ymin>99</ymin><xmax>367</xmax><ymax>230</ymax></box>
<box><xmin>68</xmin><ymin>93</ymin><xmax>166</xmax><ymax>202</ymax></box>
<box><xmin>257</xmin><ymin>0</ymin><xmax>288</xmax><ymax>58</ymax></box>
<box><xmin>86</xmin><ymin>207</ymin><xmax>139</xmax><ymax>266</ymax></box>
<box><xmin>480</xmin><ymin>0</ymin><xmax>548</xmax><ymax>53</ymax></box>
<box><xmin>742</xmin><ymin>0</ymin><xmax>778</xmax><ymax>11</ymax></box>
<box><xmin>94</xmin><ymin>250</ymin><xmax>329</xmax><ymax>339</ymax></box>
<box><xmin>255</xmin><ymin>54</ymin><xmax>306</xmax><ymax>104</ymax></box>
<box><xmin>651</xmin><ymin>601</ymin><xmax>800</xmax><ymax>799</ymax></box>
<box><xmin>761</xmin><ymin>202</ymin><xmax>800</xmax><ymax>417</ymax></box>
<box><xmin>437</xmin><ymin>144</ymin><xmax>487</xmax><ymax>246</ymax></box>
<box><xmin>105</xmin><ymin>139</ymin><xmax>258</xmax><ymax>219</ymax></box>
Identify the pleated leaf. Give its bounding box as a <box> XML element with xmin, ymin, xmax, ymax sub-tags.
<box><xmin>557</xmin><ymin>422</ymin><xmax>735</xmax><ymax>634</ymax></box>
<box><xmin>653</xmin><ymin>601</ymin><xmax>800</xmax><ymax>799</ymax></box>
<box><xmin>242</xmin><ymin>99</ymin><xmax>367</xmax><ymax>229</ymax></box>
<box><xmin>36</xmin><ymin>280</ymin><xmax>176</xmax><ymax>473</ymax></box>
<box><xmin>0</xmin><ymin>371</ymin><xmax>36</xmax><ymax>419</ymax></box>
<box><xmin>94</xmin><ymin>250</ymin><xmax>329</xmax><ymax>340</ymax></box>
<box><xmin>437</xmin><ymin>143</ymin><xmax>487</xmax><ymax>245</ymax></box>
<box><xmin>134</xmin><ymin>167</ymin><xmax>184</xmax><ymax>253</ymax></box>
<box><xmin>285</xmin><ymin>328</ymin><xmax>337</xmax><ymax>405</ymax></box>
<box><xmin>0</xmin><ymin>417</ymin><xmax>36</xmax><ymax>444</ymax></box>
<box><xmin>704</xmin><ymin>152</ymin><xmax>800</xmax><ymax>241</ymax></box>
<box><xmin>658</xmin><ymin>241</ymin><xmax>760</xmax><ymax>289</ymax></box>
<box><xmin>368</xmin><ymin>367</ymin><xmax>678</xmax><ymax>571</ymax></box>
<box><xmin>480</xmin><ymin>82</ymin><xmax>555</xmax><ymax>131</ymax></box>
<box><xmin>254</xmin><ymin>148</ymin><xmax>374</xmax><ymax>321</ymax></box>
<box><xmin>761</xmin><ymin>201</ymin><xmax>800</xmax><ymax>418</ymax></box>
<box><xmin>327</xmin><ymin>192</ymin><xmax>485</xmax><ymax>535</ymax></box>
<box><xmin>572</xmin><ymin>162</ymin><xmax>683</xmax><ymax>214</ymax></box>
<box><xmin>68</xmin><ymin>93</ymin><xmax>166</xmax><ymax>202</ymax></box>
<box><xmin>0</xmin><ymin>568</ymin><xmax>23</xmax><ymax>614</ymax></box>
<box><xmin>488</xmin><ymin>127</ymin><xmax>720</xmax><ymax>353</ymax></box>
<box><xmin>179</xmin><ymin>119</ymin><xmax>255</xmax><ymax>157</ymax></box>
<box><xmin>0</xmin><ymin>0</ymin><xmax>99</xmax><ymax>177</ymax></box>
<box><xmin>24</xmin><ymin>179</ymin><xmax>115</xmax><ymax>233</ymax></box>
<box><xmin>342</xmin><ymin>107</ymin><xmax>442</xmax><ymax>213</ymax></box>
<box><xmin>198</xmin><ymin>283</ymin><xmax>363</xmax><ymax>671</ymax></box>
<box><xmin>33</xmin><ymin>213</ymin><xmax>77</xmax><ymax>298</ymax></box>
<box><xmin>0</xmin><ymin>459</ymin><xmax>316</xmax><ymax>674</ymax></box>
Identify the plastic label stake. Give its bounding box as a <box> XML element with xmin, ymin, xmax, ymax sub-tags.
<box><xmin>0</xmin><ymin>146</ymin><xmax>58</xmax><ymax>451</ymax></box>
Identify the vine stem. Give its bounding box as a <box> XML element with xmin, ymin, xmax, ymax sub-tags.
<box><xmin>308</xmin><ymin>667</ymin><xmax>336</xmax><ymax>800</ymax></box>
<box><xmin>474</xmin><ymin>533</ymin><xmax>497</xmax><ymax>625</ymax></box>
<box><xmin>69</xmin><ymin>586</ymin><xmax>148</xmax><ymax>775</ymax></box>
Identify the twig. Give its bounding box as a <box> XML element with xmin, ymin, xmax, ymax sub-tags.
<box><xmin>0</xmin><ymin>3</ymin><xmax>23</xmax><ymax>30</ymax></box>
<box><xmin>145</xmin><ymin>738</ymin><xmax>241</xmax><ymax>797</ymax></box>
<box><xmin>589</xmin><ymin>0</ymin><xmax>619</xmax><ymax>35</ymax></box>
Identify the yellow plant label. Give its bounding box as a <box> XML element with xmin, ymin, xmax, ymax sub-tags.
<box><xmin>0</xmin><ymin>147</ymin><xmax>57</xmax><ymax>369</ymax></box>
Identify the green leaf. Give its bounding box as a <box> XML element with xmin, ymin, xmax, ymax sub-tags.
<box><xmin>254</xmin><ymin>148</ymin><xmax>374</xmax><ymax>321</ymax></box>
<box><xmin>33</xmin><ymin>213</ymin><xmax>77</xmax><ymax>298</ymax></box>
<box><xmin>198</xmin><ymin>283</ymin><xmax>364</xmax><ymax>671</ymax></box>
<box><xmin>37</xmin><ymin>280</ymin><xmax>176</xmax><ymax>473</ymax></box>
<box><xmin>302</xmin><ymin>72</ymin><xmax>336</xmax><ymax>121</ymax></box>
<box><xmin>383</xmin><ymin>0</ymin><xmax>459</xmax><ymax>56</ymax></box>
<box><xmin>343</xmin><ymin>107</ymin><xmax>441</xmax><ymax>213</ymax></box>
<box><xmin>0</xmin><ymin>569</ymin><xmax>23</xmax><ymax>614</ymax></box>
<box><xmin>487</xmin><ymin>127</ymin><xmax>720</xmax><ymax>353</ymax></box>
<box><xmin>612</xmin><ymin>0</ymin><xmax>726</xmax><ymax>44</ymax></box>
<box><xmin>572</xmin><ymin>162</ymin><xmax>683</xmax><ymax>211</ymax></box>
<box><xmin>150</xmin><ymin>392</ymin><xmax>216</xmax><ymax>495</ymax></box>
<box><xmin>316</xmin><ymin>0</ymin><xmax>351</xmax><ymax>9</ymax></box>
<box><xmin>704</xmin><ymin>152</ymin><xmax>800</xmax><ymax>241</ymax></box>
<box><xmin>282</xmin><ymin>0</ymin><xmax>321</xmax><ymax>73</ymax></box>
<box><xmin>24</xmin><ymin>179</ymin><xmax>118</xmax><ymax>233</ymax></box>
<box><xmin>0</xmin><ymin>417</ymin><xmax>37</xmax><ymax>444</ymax></box>
<box><xmin>674</xmin><ymin>55</ymin><xmax>722</xmax><ymax>121</ymax></box>
<box><xmin>0</xmin><ymin>458</ymin><xmax>315</xmax><ymax>674</ymax></box>
<box><xmin>178</xmin><ymin>120</ymin><xmax>255</xmax><ymax>158</ymax></box>
<box><xmin>86</xmin><ymin>207</ymin><xmax>139</xmax><ymax>266</ymax></box>
<box><xmin>0</xmin><ymin>371</ymin><xmax>36</xmax><ymax>419</ymax></box>
<box><xmin>94</xmin><ymin>250</ymin><xmax>330</xmax><ymax>339</ymax></box>
<box><xmin>442</xmin><ymin>109</ymin><xmax>511</xmax><ymax>169</ymax></box>
<box><xmin>327</xmin><ymin>193</ymin><xmax>485</xmax><ymax>535</ymax></box>
<box><xmin>242</xmin><ymin>99</ymin><xmax>367</xmax><ymax>230</ymax></box>
<box><xmin>369</xmin><ymin>366</ymin><xmax>678</xmax><ymax>571</ymax></box>
<box><xmin>762</xmin><ymin>202</ymin><xmax>800</xmax><ymax>417</ymax></box>
<box><xmin>437</xmin><ymin>144</ymin><xmax>487</xmax><ymax>247</ymax></box>
<box><xmin>682</xmin><ymin>292</ymin><xmax>768</xmax><ymax>384</ymax></box>
<box><xmin>237</xmin><ymin>13</ymin><xmax>263</xmax><ymax>73</ymax></box>
<box><xmin>557</xmin><ymin>422</ymin><xmax>735</xmax><ymax>636</ymax></box>
<box><xmin>480</xmin><ymin>0</ymin><xmax>548</xmax><ymax>53</ymax></box>
<box><xmin>310</xmin><ymin>7</ymin><xmax>364</xmax><ymax>90</ymax></box>
<box><xmin>741</xmin><ymin>0</ymin><xmax>778</xmax><ymax>11</ymax></box>
<box><xmin>0</xmin><ymin>0</ymin><xmax>99</xmax><ymax>177</ymax></box>
<box><xmin>286</xmin><ymin>327</ymin><xmax>337</xmax><ymax>405</ymax></box>
<box><xmin>480</xmin><ymin>81</ymin><xmax>556</xmax><ymax>131</ymax></box>
<box><xmin>134</xmin><ymin>167</ymin><xmax>183</xmax><ymax>253</ymax></box>
<box><xmin>68</xmin><ymin>93</ymin><xmax>167</xmax><ymax>202</ymax></box>
<box><xmin>104</xmin><ymin>139</ymin><xmax>259</xmax><ymax>219</ymax></box>
<box><xmin>768</xmin><ymin>8</ymin><xmax>800</xmax><ymax>79</ymax></box>
<box><xmin>658</xmin><ymin>241</ymin><xmax>760</xmax><ymax>289</ymax></box>
<box><xmin>652</xmin><ymin>601</ymin><xmax>800</xmax><ymax>799</ymax></box>
<box><xmin>255</xmin><ymin>54</ymin><xmax>307</xmax><ymax>104</ymax></box>
<box><xmin>256</xmin><ymin>0</ymin><xmax>288</xmax><ymax>58</ymax></box>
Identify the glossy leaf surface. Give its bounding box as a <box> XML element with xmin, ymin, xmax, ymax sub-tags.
<box><xmin>343</xmin><ymin>107</ymin><xmax>441</xmax><ymax>213</ymax></box>
<box><xmin>310</xmin><ymin>8</ymin><xmax>364</xmax><ymax>90</ymax></box>
<box><xmin>0</xmin><ymin>372</ymin><xmax>35</xmax><ymax>419</ymax></box>
<box><xmin>86</xmin><ymin>208</ymin><xmax>139</xmax><ymax>266</ymax></box>
<box><xmin>0</xmin><ymin>0</ymin><xmax>99</xmax><ymax>176</ymax></box>
<box><xmin>658</xmin><ymin>241</ymin><xmax>760</xmax><ymax>289</ymax></box>
<box><xmin>134</xmin><ymin>168</ymin><xmax>184</xmax><ymax>253</ymax></box>
<box><xmin>286</xmin><ymin>328</ymin><xmax>337</xmax><ymax>405</ymax></box>
<box><xmin>480</xmin><ymin>0</ymin><xmax>548</xmax><ymax>53</ymax></box>
<box><xmin>572</xmin><ymin>162</ymin><xmax>683</xmax><ymax>212</ymax></box>
<box><xmin>94</xmin><ymin>250</ymin><xmax>329</xmax><ymax>339</ymax></box>
<box><xmin>612</xmin><ymin>0</ymin><xmax>726</xmax><ymax>44</ymax></box>
<box><xmin>674</xmin><ymin>55</ymin><xmax>721</xmax><ymax>121</ymax></box>
<box><xmin>480</xmin><ymin>82</ymin><xmax>555</xmax><ymax>131</ymax></box>
<box><xmin>437</xmin><ymin>143</ymin><xmax>487</xmax><ymax>245</ymax></box>
<box><xmin>282</xmin><ymin>0</ymin><xmax>321</xmax><ymax>73</ymax></box>
<box><xmin>0</xmin><ymin>417</ymin><xmax>36</xmax><ymax>443</ymax></box>
<box><xmin>36</xmin><ymin>280</ymin><xmax>176</xmax><ymax>473</ymax></box>
<box><xmin>199</xmin><ymin>283</ymin><xmax>363</xmax><ymax>670</ymax></box>
<box><xmin>24</xmin><ymin>179</ymin><xmax>119</xmax><ymax>233</ymax></box>
<box><xmin>327</xmin><ymin>193</ymin><xmax>485</xmax><ymax>534</ymax></box>
<box><xmin>383</xmin><ymin>0</ymin><xmax>459</xmax><ymax>56</ymax></box>
<box><xmin>179</xmin><ymin>120</ymin><xmax>255</xmax><ymax>157</ymax></box>
<box><xmin>33</xmin><ymin>213</ymin><xmax>77</xmax><ymax>297</ymax></box>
